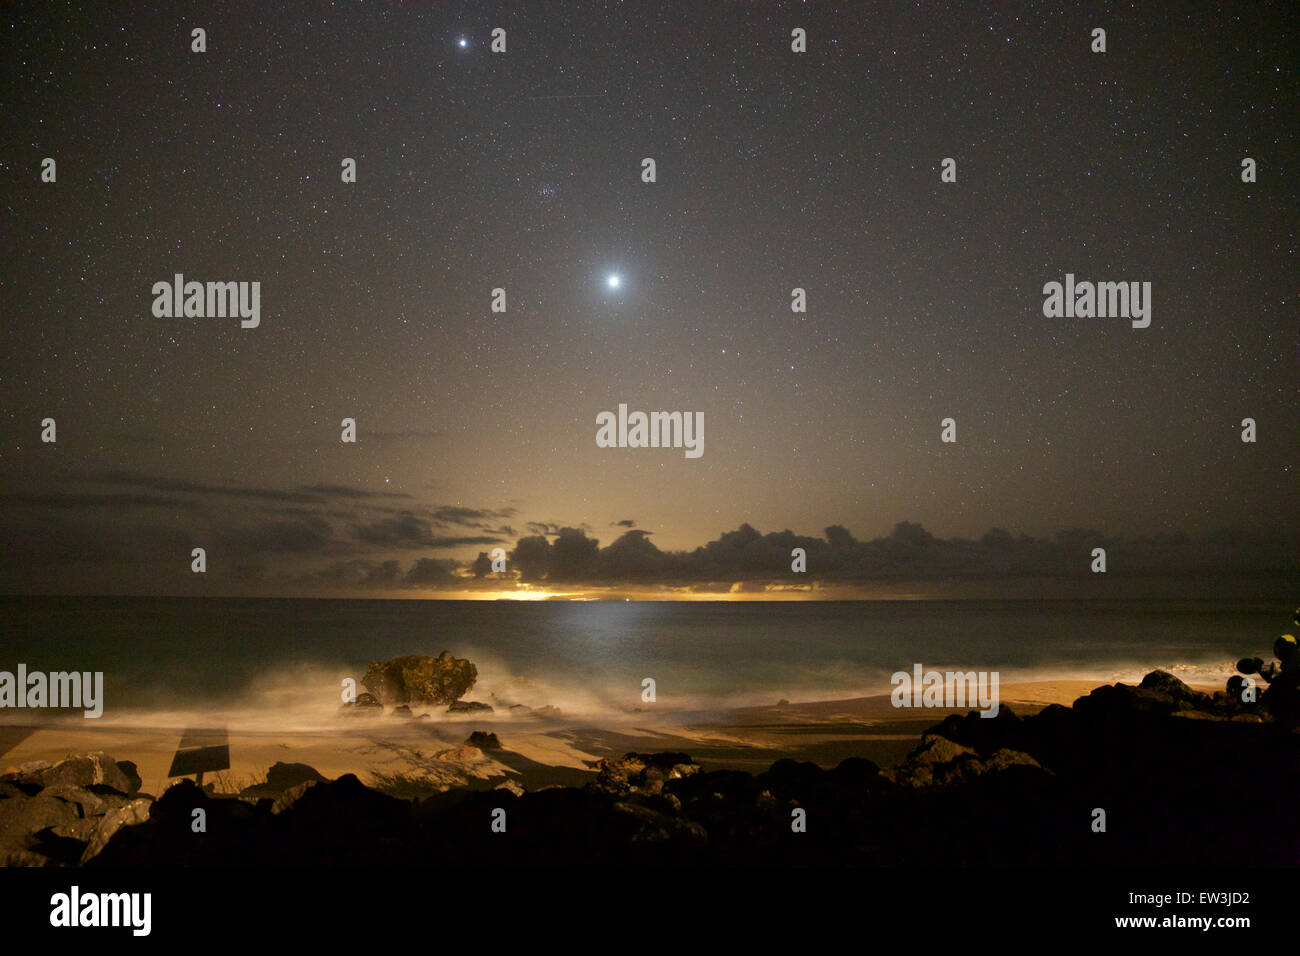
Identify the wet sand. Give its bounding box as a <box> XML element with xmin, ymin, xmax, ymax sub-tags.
<box><xmin>0</xmin><ymin>680</ymin><xmax>1219</xmax><ymax>793</ymax></box>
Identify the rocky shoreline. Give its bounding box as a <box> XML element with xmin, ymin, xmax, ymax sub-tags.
<box><xmin>2</xmin><ymin>670</ymin><xmax>1295</xmax><ymax>867</ymax></box>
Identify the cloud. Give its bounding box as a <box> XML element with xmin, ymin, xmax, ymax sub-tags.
<box><xmin>298</xmin><ymin>483</ymin><xmax>412</xmax><ymax>500</ymax></box>
<box><xmin>214</xmin><ymin>516</ymin><xmax>335</xmax><ymax>554</ymax></box>
<box><xmin>0</xmin><ymin>491</ymin><xmax>199</xmax><ymax>511</ymax></box>
<box><xmin>351</xmin><ymin>513</ymin><xmax>504</xmax><ymax>549</ymax></box>
<box><xmin>428</xmin><ymin>505</ymin><xmax>517</xmax><ymax>526</ymax></box>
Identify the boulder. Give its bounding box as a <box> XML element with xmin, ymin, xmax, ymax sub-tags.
<box><xmin>240</xmin><ymin>762</ymin><xmax>328</xmax><ymax>799</ymax></box>
<box><xmin>0</xmin><ymin>792</ymin><xmax>83</xmax><ymax>858</ymax></box>
<box><xmin>361</xmin><ymin>651</ymin><xmax>477</xmax><ymax>707</ymax></box>
<box><xmin>37</xmin><ymin>753</ymin><xmax>132</xmax><ymax>794</ymax></box>
<box><xmin>341</xmin><ymin>692</ymin><xmax>383</xmax><ymax>715</ymax></box>
<box><xmin>883</xmin><ymin>734</ymin><xmax>1045</xmax><ymax>789</ymax></box>
<box><xmin>448</xmin><ymin>700</ymin><xmax>493</xmax><ymax>714</ymax></box>
<box><xmin>465</xmin><ymin>731</ymin><xmax>501</xmax><ymax>750</ymax></box>
<box><xmin>115</xmin><ymin>760</ymin><xmax>143</xmax><ymax>795</ymax></box>
<box><xmin>41</xmin><ymin>784</ymin><xmax>130</xmax><ymax>818</ymax></box>
<box><xmin>593</xmin><ymin>753</ymin><xmax>699</xmax><ymax>797</ymax></box>
<box><xmin>271</xmin><ymin>781</ymin><xmax>318</xmax><ymax>815</ymax></box>
<box><xmin>80</xmin><ymin>798</ymin><xmax>152</xmax><ymax>864</ymax></box>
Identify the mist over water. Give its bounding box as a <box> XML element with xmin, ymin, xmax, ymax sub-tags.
<box><xmin>0</xmin><ymin>596</ymin><xmax>1286</xmax><ymax>730</ymax></box>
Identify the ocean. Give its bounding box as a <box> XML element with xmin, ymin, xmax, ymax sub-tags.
<box><xmin>0</xmin><ymin>596</ymin><xmax>1288</xmax><ymax>728</ymax></box>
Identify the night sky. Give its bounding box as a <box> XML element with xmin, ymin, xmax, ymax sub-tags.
<box><xmin>1</xmin><ymin>1</ymin><xmax>1295</xmax><ymax>597</ymax></box>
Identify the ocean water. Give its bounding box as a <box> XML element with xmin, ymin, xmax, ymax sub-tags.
<box><xmin>0</xmin><ymin>596</ymin><xmax>1290</xmax><ymax>727</ymax></box>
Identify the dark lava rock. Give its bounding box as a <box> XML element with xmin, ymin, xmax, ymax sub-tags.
<box><xmin>37</xmin><ymin>753</ymin><xmax>132</xmax><ymax>794</ymax></box>
<box><xmin>465</xmin><ymin>731</ymin><xmax>501</xmax><ymax>750</ymax></box>
<box><xmin>341</xmin><ymin>692</ymin><xmax>383</xmax><ymax>715</ymax></box>
<box><xmin>240</xmin><ymin>762</ymin><xmax>328</xmax><ymax>799</ymax></box>
<box><xmin>362</xmin><ymin>651</ymin><xmax>477</xmax><ymax>707</ymax></box>
<box><xmin>448</xmin><ymin>700</ymin><xmax>493</xmax><ymax>714</ymax></box>
<box><xmin>115</xmin><ymin>760</ymin><xmax>142</xmax><ymax>795</ymax></box>
<box><xmin>593</xmin><ymin>753</ymin><xmax>699</xmax><ymax>797</ymax></box>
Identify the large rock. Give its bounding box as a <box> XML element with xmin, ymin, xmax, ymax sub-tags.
<box><xmin>361</xmin><ymin>651</ymin><xmax>477</xmax><ymax>707</ymax></box>
<box><xmin>447</xmin><ymin>700</ymin><xmax>493</xmax><ymax>714</ymax></box>
<box><xmin>341</xmin><ymin>692</ymin><xmax>383</xmax><ymax>715</ymax></box>
<box><xmin>36</xmin><ymin>753</ymin><xmax>133</xmax><ymax>794</ymax></box>
<box><xmin>80</xmin><ymin>798</ymin><xmax>152</xmax><ymax>864</ymax></box>
<box><xmin>240</xmin><ymin>762</ymin><xmax>328</xmax><ymax>799</ymax></box>
<box><xmin>593</xmin><ymin>753</ymin><xmax>699</xmax><ymax>797</ymax></box>
<box><xmin>0</xmin><ymin>792</ymin><xmax>83</xmax><ymax>862</ymax></box>
<box><xmin>883</xmin><ymin>734</ymin><xmax>1045</xmax><ymax>789</ymax></box>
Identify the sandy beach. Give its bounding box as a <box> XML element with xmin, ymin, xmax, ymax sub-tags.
<box><xmin>2</xmin><ymin>679</ymin><xmax>1209</xmax><ymax>795</ymax></box>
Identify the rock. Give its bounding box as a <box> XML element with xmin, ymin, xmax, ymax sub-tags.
<box><xmin>240</xmin><ymin>762</ymin><xmax>328</xmax><ymax>799</ymax></box>
<box><xmin>80</xmin><ymin>798</ymin><xmax>152</xmax><ymax>864</ymax></box>
<box><xmin>115</xmin><ymin>760</ymin><xmax>142</xmax><ymax>795</ymax></box>
<box><xmin>0</xmin><ymin>778</ymin><xmax>40</xmax><ymax>798</ymax></box>
<box><xmin>1074</xmin><ymin>671</ymin><xmax>1218</xmax><ymax>724</ymax></box>
<box><xmin>909</xmin><ymin>734</ymin><xmax>975</xmax><ymax>764</ymax></box>
<box><xmin>37</xmin><ymin>753</ymin><xmax>132</xmax><ymax>794</ymax></box>
<box><xmin>392</xmin><ymin>704</ymin><xmax>413</xmax><ymax>718</ymax></box>
<box><xmin>266</xmin><ymin>762</ymin><xmax>328</xmax><ymax>791</ymax></box>
<box><xmin>593</xmin><ymin>753</ymin><xmax>700</xmax><ymax>797</ymax></box>
<box><xmin>9</xmin><ymin>760</ymin><xmax>52</xmax><ymax>787</ymax></box>
<box><xmin>777</xmin><ymin>699</ymin><xmax>791</xmax><ymax>707</ymax></box>
<box><xmin>41</xmin><ymin>784</ymin><xmax>131</xmax><ymax>818</ymax></box>
<box><xmin>0</xmin><ymin>792</ymin><xmax>83</xmax><ymax>859</ymax></box>
<box><xmin>1139</xmin><ymin>669</ymin><xmax>1214</xmax><ymax>710</ymax></box>
<box><xmin>883</xmin><ymin>735</ymin><xmax>1045</xmax><ymax>789</ymax></box>
<box><xmin>447</xmin><ymin>700</ymin><xmax>493</xmax><ymax>714</ymax></box>
<box><xmin>271</xmin><ymin>781</ymin><xmax>317</xmax><ymax>815</ymax></box>
<box><xmin>493</xmin><ymin>779</ymin><xmax>525</xmax><ymax>796</ymax></box>
<box><xmin>435</xmin><ymin>745</ymin><xmax>484</xmax><ymax>763</ymax></box>
<box><xmin>341</xmin><ymin>692</ymin><xmax>383</xmax><ymax>714</ymax></box>
<box><xmin>612</xmin><ymin>801</ymin><xmax>707</xmax><ymax>843</ymax></box>
<box><xmin>361</xmin><ymin>651</ymin><xmax>478</xmax><ymax>707</ymax></box>
<box><xmin>465</xmin><ymin>731</ymin><xmax>501</xmax><ymax>750</ymax></box>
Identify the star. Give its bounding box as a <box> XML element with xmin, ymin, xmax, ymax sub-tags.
<box><xmin>457</xmin><ymin>37</ymin><xmax>468</xmax><ymax>48</ymax></box>
<box><xmin>607</xmin><ymin>274</ymin><xmax>621</xmax><ymax>289</ymax></box>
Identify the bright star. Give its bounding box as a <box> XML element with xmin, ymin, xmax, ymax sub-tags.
<box><xmin>607</xmin><ymin>274</ymin><xmax>621</xmax><ymax>289</ymax></box>
<box><xmin>458</xmin><ymin>37</ymin><xmax>468</xmax><ymax>48</ymax></box>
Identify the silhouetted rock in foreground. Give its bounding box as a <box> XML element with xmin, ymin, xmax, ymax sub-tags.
<box><xmin>3</xmin><ymin>671</ymin><xmax>1296</xmax><ymax>867</ymax></box>
<box><xmin>239</xmin><ymin>762</ymin><xmax>329</xmax><ymax>799</ymax></box>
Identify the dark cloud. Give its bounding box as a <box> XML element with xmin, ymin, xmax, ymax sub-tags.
<box><xmin>0</xmin><ymin>491</ymin><xmax>198</xmax><ymax>511</ymax></box>
<box><xmin>352</xmin><ymin>514</ymin><xmax>436</xmax><ymax>547</ymax></box>
<box><xmin>612</xmin><ymin>519</ymin><xmax>637</xmax><ymax>528</ymax></box>
<box><xmin>299</xmin><ymin>483</ymin><xmax>412</xmax><ymax>500</ymax></box>
<box><xmin>95</xmin><ymin>470</ymin><xmax>321</xmax><ymax>504</ymax></box>
<box><xmin>214</xmin><ymin>516</ymin><xmax>335</xmax><ymax>554</ymax></box>
<box><xmin>351</xmin><ymin>512</ymin><xmax>504</xmax><ymax>549</ymax></box>
<box><xmin>405</xmin><ymin>557</ymin><xmax>459</xmax><ymax>585</ymax></box>
<box><xmin>428</xmin><ymin>505</ymin><xmax>517</xmax><ymax>526</ymax></box>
